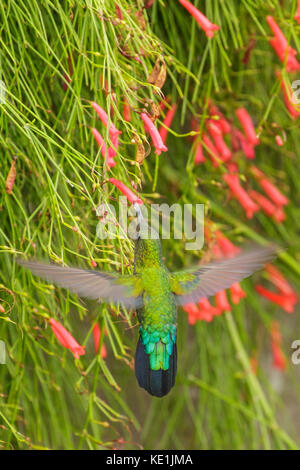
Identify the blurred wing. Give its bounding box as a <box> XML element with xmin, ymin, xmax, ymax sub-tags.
<box><xmin>18</xmin><ymin>260</ymin><xmax>144</xmax><ymax>309</ymax></box>
<box><xmin>170</xmin><ymin>245</ymin><xmax>277</xmax><ymax>306</ymax></box>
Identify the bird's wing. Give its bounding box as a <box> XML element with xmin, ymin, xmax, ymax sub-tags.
<box><xmin>170</xmin><ymin>245</ymin><xmax>277</xmax><ymax>306</ymax></box>
<box><xmin>18</xmin><ymin>260</ymin><xmax>144</xmax><ymax>309</ymax></box>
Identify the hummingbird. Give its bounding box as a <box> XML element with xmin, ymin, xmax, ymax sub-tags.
<box><xmin>18</xmin><ymin>205</ymin><xmax>276</xmax><ymax>397</ymax></box>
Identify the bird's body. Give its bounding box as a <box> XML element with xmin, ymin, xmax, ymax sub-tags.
<box><xmin>17</xmin><ymin>206</ymin><xmax>277</xmax><ymax>398</ymax></box>
<box><xmin>133</xmin><ymin>234</ymin><xmax>178</xmax><ymax>396</ymax></box>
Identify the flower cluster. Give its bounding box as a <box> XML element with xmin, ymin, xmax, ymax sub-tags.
<box><xmin>270</xmin><ymin>321</ymin><xmax>286</xmax><ymax>371</ymax></box>
<box><xmin>92</xmin><ymin>323</ymin><xmax>107</xmax><ymax>359</ymax></box>
<box><xmin>256</xmin><ymin>264</ymin><xmax>298</xmax><ymax>313</ymax></box>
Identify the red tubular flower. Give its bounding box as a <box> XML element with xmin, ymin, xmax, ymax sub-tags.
<box><xmin>230</xmin><ymin>283</ymin><xmax>246</xmax><ymax>304</ymax></box>
<box><xmin>215</xmin><ymin>290</ymin><xmax>231</xmax><ymax>313</ymax></box>
<box><xmin>140</xmin><ymin>112</ymin><xmax>168</xmax><ymax>155</ymax></box>
<box><xmin>202</xmin><ymin>134</ymin><xmax>221</xmax><ymax>166</ymax></box>
<box><xmin>144</xmin><ymin>0</ymin><xmax>155</xmax><ymax>7</ymax></box>
<box><xmin>200</xmin><ymin>299</ymin><xmax>219</xmax><ymax>321</ymax></box>
<box><xmin>255</xmin><ymin>285</ymin><xmax>296</xmax><ymax>313</ymax></box>
<box><xmin>226</xmin><ymin>162</ymin><xmax>239</xmax><ymax>174</ymax></box>
<box><xmin>231</xmin><ymin>128</ymin><xmax>255</xmax><ymax>159</ymax></box>
<box><xmin>295</xmin><ymin>1</ymin><xmax>300</xmax><ymax>24</ymax></box>
<box><xmin>242</xmin><ymin>38</ymin><xmax>256</xmax><ymax>65</ymax></box>
<box><xmin>240</xmin><ymin>135</ymin><xmax>256</xmax><ymax>160</ymax></box>
<box><xmin>249</xmin><ymin>190</ymin><xmax>277</xmax><ymax>218</ymax></box>
<box><xmin>93</xmin><ymin>324</ymin><xmax>107</xmax><ymax>358</ymax></box>
<box><xmin>115</xmin><ymin>4</ymin><xmax>123</xmax><ymax>20</ymax></box>
<box><xmin>274</xmin><ymin>207</ymin><xmax>286</xmax><ymax>223</ymax></box>
<box><xmin>275</xmin><ymin>135</ymin><xmax>284</xmax><ymax>146</ymax></box>
<box><xmin>194</xmin><ymin>142</ymin><xmax>205</xmax><ymax>164</ymax></box>
<box><xmin>62</xmin><ymin>55</ymin><xmax>73</xmax><ymax>91</ymax></box>
<box><xmin>159</xmin><ymin>104</ymin><xmax>177</xmax><ymax>145</ymax></box>
<box><xmin>250</xmin><ymin>356</ymin><xmax>258</xmax><ymax>375</ymax></box>
<box><xmin>207</xmin><ymin>120</ymin><xmax>232</xmax><ymax>161</ymax></box>
<box><xmin>215</xmin><ymin>231</ymin><xmax>241</xmax><ymax>258</ymax></box>
<box><xmin>49</xmin><ymin>318</ymin><xmax>85</xmax><ymax>359</ymax></box>
<box><xmin>108</xmin><ymin>178</ymin><xmax>143</xmax><ymax>205</ymax></box>
<box><xmin>212</xmin><ymin>243</ymin><xmax>223</xmax><ymax>260</ymax></box>
<box><xmin>198</xmin><ymin>299</ymin><xmax>219</xmax><ymax>321</ymax></box>
<box><xmin>267</xmin><ymin>16</ymin><xmax>300</xmax><ymax>72</ymax></box>
<box><xmin>179</xmin><ymin>0</ymin><xmax>219</xmax><ymax>38</ymax></box>
<box><xmin>208</xmin><ymin>103</ymin><xmax>231</xmax><ymax>134</ymax></box>
<box><xmin>250</xmin><ymin>189</ymin><xmax>286</xmax><ymax>222</ymax></box>
<box><xmin>269</xmin><ymin>38</ymin><xmax>300</xmax><ymax>72</ymax></box>
<box><xmin>223</xmin><ymin>173</ymin><xmax>259</xmax><ymax>219</ymax></box>
<box><xmin>278</xmin><ymin>76</ymin><xmax>300</xmax><ymax>119</ymax></box>
<box><xmin>265</xmin><ymin>265</ymin><xmax>298</xmax><ymax>302</ymax></box>
<box><xmin>5</xmin><ymin>158</ymin><xmax>17</xmax><ymax>194</ymax></box>
<box><xmin>250</xmin><ymin>166</ymin><xmax>289</xmax><ymax>207</ymax></box>
<box><xmin>235</xmin><ymin>108</ymin><xmax>259</xmax><ymax>146</ymax></box>
<box><xmin>183</xmin><ymin>303</ymin><xmax>201</xmax><ymax>325</ymax></box>
<box><xmin>270</xmin><ymin>321</ymin><xmax>286</xmax><ymax>371</ymax></box>
<box><xmin>123</xmin><ymin>99</ymin><xmax>131</xmax><ymax>121</ymax></box>
<box><xmin>91</xmin><ymin>101</ymin><xmax>121</xmax><ymax>149</ymax></box>
<box><xmin>91</xmin><ymin>128</ymin><xmax>117</xmax><ymax>167</ymax></box>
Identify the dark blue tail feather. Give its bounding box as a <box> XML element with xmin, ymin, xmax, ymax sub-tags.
<box><xmin>134</xmin><ymin>336</ymin><xmax>177</xmax><ymax>397</ymax></box>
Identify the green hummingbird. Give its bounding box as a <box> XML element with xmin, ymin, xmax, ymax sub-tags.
<box><xmin>18</xmin><ymin>207</ymin><xmax>276</xmax><ymax>397</ymax></box>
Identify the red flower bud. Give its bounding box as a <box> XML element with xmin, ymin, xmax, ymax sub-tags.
<box><xmin>93</xmin><ymin>323</ymin><xmax>107</xmax><ymax>358</ymax></box>
<box><xmin>123</xmin><ymin>99</ymin><xmax>131</xmax><ymax>121</ymax></box>
<box><xmin>207</xmin><ymin>120</ymin><xmax>232</xmax><ymax>161</ymax></box>
<box><xmin>91</xmin><ymin>101</ymin><xmax>121</xmax><ymax>148</ymax></box>
<box><xmin>223</xmin><ymin>173</ymin><xmax>259</xmax><ymax>219</ymax></box>
<box><xmin>208</xmin><ymin>103</ymin><xmax>231</xmax><ymax>134</ymax></box>
<box><xmin>91</xmin><ymin>128</ymin><xmax>117</xmax><ymax>167</ymax></box>
<box><xmin>179</xmin><ymin>0</ymin><xmax>219</xmax><ymax>38</ymax></box>
<box><xmin>215</xmin><ymin>231</ymin><xmax>241</xmax><ymax>258</ymax></box>
<box><xmin>194</xmin><ymin>142</ymin><xmax>205</xmax><ymax>164</ymax></box>
<box><xmin>215</xmin><ymin>290</ymin><xmax>231</xmax><ymax>313</ymax></box>
<box><xmin>255</xmin><ymin>285</ymin><xmax>296</xmax><ymax>313</ymax></box>
<box><xmin>249</xmin><ymin>190</ymin><xmax>278</xmax><ymax>218</ymax></box>
<box><xmin>202</xmin><ymin>134</ymin><xmax>221</xmax><ymax>166</ymax></box>
<box><xmin>278</xmin><ymin>75</ymin><xmax>300</xmax><ymax>119</ymax></box>
<box><xmin>270</xmin><ymin>321</ymin><xmax>286</xmax><ymax>371</ymax></box>
<box><xmin>250</xmin><ymin>166</ymin><xmax>289</xmax><ymax>207</ymax></box>
<box><xmin>140</xmin><ymin>112</ymin><xmax>168</xmax><ymax>155</ymax></box>
<box><xmin>265</xmin><ymin>264</ymin><xmax>298</xmax><ymax>302</ymax></box>
<box><xmin>267</xmin><ymin>16</ymin><xmax>300</xmax><ymax>72</ymax></box>
<box><xmin>295</xmin><ymin>1</ymin><xmax>300</xmax><ymax>24</ymax></box>
<box><xmin>230</xmin><ymin>283</ymin><xmax>246</xmax><ymax>304</ymax></box>
<box><xmin>198</xmin><ymin>298</ymin><xmax>219</xmax><ymax>321</ymax></box>
<box><xmin>108</xmin><ymin>178</ymin><xmax>143</xmax><ymax>205</ymax></box>
<box><xmin>159</xmin><ymin>104</ymin><xmax>177</xmax><ymax>145</ymax></box>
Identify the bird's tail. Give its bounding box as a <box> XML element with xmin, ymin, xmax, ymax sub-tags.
<box><xmin>134</xmin><ymin>336</ymin><xmax>177</xmax><ymax>398</ymax></box>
